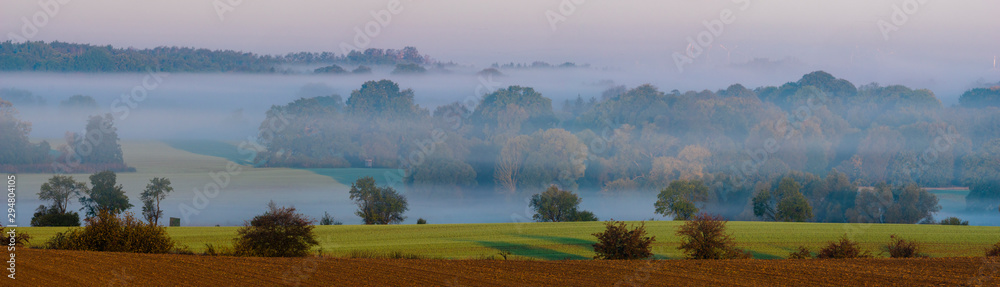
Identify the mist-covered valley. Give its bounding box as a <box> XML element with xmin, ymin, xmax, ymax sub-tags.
<box><xmin>4</xmin><ymin>61</ymin><xmax>996</xmax><ymax>140</ymax></box>
<box><xmin>4</xmin><ymin>55</ymin><xmax>1000</xmax><ymax>227</ymax></box>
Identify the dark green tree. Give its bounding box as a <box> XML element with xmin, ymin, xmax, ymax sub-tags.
<box><xmin>352</xmin><ymin>65</ymin><xmax>372</xmax><ymax>74</ymax></box>
<box><xmin>345</xmin><ymin>80</ymin><xmax>425</xmax><ymax>118</ymax></box>
<box><xmin>963</xmin><ymin>139</ymin><xmax>1000</xmax><ymax>211</ymax></box>
<box><xmin>59</xmin><ymin>95</ymin><xmax>98</xmax><ymax>110</ymax></box>
<box><xmin>654</xmin><ymin>179</ymin><xmax>709</xmax><ymax>220</ymax></box>
<box><xmin>884</xmin><ymin>184</ymin><xmax>940</xmax><ymax>224</ymax></box>
<box><xmin>349</xmin><ymin>176</ymin><xmax>408</xmax><ymax>225</ymax></box>
<box><xmin>314</xmin><ymin>64</ymin><xmax>347</xmax><ymax>74</ymax></box>
<box><xmin>79</xmin><ymin>170</ymin><xmax>132</xmax><ymax>217</ymax></box>
<box><xmin>80</xmin><ymin>114</ymin><xmax>125</xmax><ymax>165</ymax></box>
<box><xmin>753</xmin><ymin>177</ymin><xmax>813</xmax><ymax>222</ymax></box>
<box><xmin>390</xmin><ymin>63</ymin><xmax>426</xmax><ymax>74</ymax></box>
<box><xmin>31</xmin><ymin>205</ymin><xmax>80</xmax><ymax>227</ymax></box>
<box><xmin>959</xmin><ymin>87</ymin><xmax>1000</xmax><ymax>108</ymax></box>
<box><xmin>572</xmin><ymin>210</ymin><xmax>599</xmax><ymax>221</ymax></box>
<box><xmin>38</xmin><ymin>175</ymin><xmax>86</xmax><ymax>214</ymax></box>
<box><xmin>140</xmin><ymin>177</ymin><xmax>173</xmax><ymax>225</ymax></box>
<box><xmin>529</xmin><ymin>185</ymin><xmax>592</xmax><ymax>222</ymax></box>
<box><xmin>471</xmin><ymin>85</ymin><xmax>555</xmax><ymax>132</ymax></box>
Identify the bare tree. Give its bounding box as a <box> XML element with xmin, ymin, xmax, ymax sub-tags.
<box><xmin>495</xmin><ymin>135</ymin><xmax>527</xmax><ymax>196</ymax></box>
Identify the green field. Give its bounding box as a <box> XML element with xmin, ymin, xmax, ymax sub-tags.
<box><xmin>20</xmin><ymin>221</ymin><xmax>1000</xmax><ymax>260</ymax></box>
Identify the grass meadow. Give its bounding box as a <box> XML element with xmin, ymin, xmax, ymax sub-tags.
<box><xmin>22</xmin><ymin>221</ymin><xmax>1000</xmax><ymax>260</ymax></box>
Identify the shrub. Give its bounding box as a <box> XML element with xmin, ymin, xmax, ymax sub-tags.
<box><xmin>884</xmin><ymin>234</ymin><xmax>925</xmax><ymax>258</ymax></box>
<box><xmin>676</xmin><ymin>213</ymin><xmax>750</xmax><ymax>259</ymax></box>
<box><xmin>572</xmin><ymin>210</ymin><xmax>599</xmax><ymax>221</ymax></box>
<box><xmin>986</xmin><ymin>242</ymin><xmax>1000</xmax><ymax>257</ymax></box>
<box><xmin>319</xmin><ymin>211</ymin><xmax>342</xmax><ymax>225</ymax></box>
<box><xmin>416</xmin><ymin>218</ymin><xmax>427</xmax><ymax>224</ymax></box>
<box><xmin>939</xmin><ymin>217</ymin><xmax>969</xmax><ymax>225</ymax></box>
<box><xmin>497</xmin><ymin>250</ymin><xmax>512</xmax><ymax>260</ymax></box>
<box><xmin>232</xmin><ymin>201</ymin><xmax>318</xmax><ymax>257</ymax></box>
<box><xmin>592</xmin><ymin>220</ymin><xmax>655</xmax><ymax>260</ymax></box>
<box><xmin>44</xmin><ymin>209</ymin><xmax>174</xmax><ymax>253</ymax></box>
<box><xmin>203</xmin><ymin>243</ymin><xmax>237</xmax><ymax>256</ymax></box>
<box><xmin>816</xmin><ymin>234</ymin><xmax>872</xmax><ymax>259</ymax></box>
<box><xmin>30</xmin><ymin>205</ymin><xmax>81</xmax><ymax>226</ymax></box>
<box><xmin>788</xmin><ymin>246</ymin><xmax>812</xmax><ymax>259</ymax></box>
<box><xmin>1</xmin><ymin>225</ymin><xmax>31</xmax><ymax>247</ymax></box>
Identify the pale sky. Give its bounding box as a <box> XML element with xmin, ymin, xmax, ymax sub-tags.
<box><xmin>2</xmin><ymin>1</ymin><xmax>999</xmax><ymax>76</ymax></box>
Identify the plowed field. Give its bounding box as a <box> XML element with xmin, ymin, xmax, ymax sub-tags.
<box><xmin>12</xmin><ymin>248</ymin><xmax>1000</xmax><ymax>286</ymax></box>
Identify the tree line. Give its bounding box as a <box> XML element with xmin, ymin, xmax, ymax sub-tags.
<box><xmin>31</xmin><ymin>171</ymin><xmax>172</xmax><ymax>227</ymax></box>
<box><xmin>0</xmin><ymin>101</ymin><xmax>131</xmax><ymax>173</ymax></box>
<box><xmin>255</xmin><ymin>71</ymin><xmax>1000</xmax><ymax>214</ymax></box>
<box><xmin>0</xmin><ymin>41</ymin><xmax>430</xmax><ymax>73</ymax></box>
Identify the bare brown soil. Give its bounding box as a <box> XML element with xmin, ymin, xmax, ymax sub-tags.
<box><xmin>10</xmin><ymin>248</ymin><xmax>1000</xmax><ymax>286</ymax></box>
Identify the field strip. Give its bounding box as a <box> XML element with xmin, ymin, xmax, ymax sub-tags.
<box><xmin>15</xmin><ymin>248</ymin><xmax>1000</xmax><ymax>286</ymax></box>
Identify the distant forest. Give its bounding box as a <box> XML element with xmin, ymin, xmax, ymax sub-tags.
<box><xmin>247</xmin><ymin>72</ymin><xmax>1000</xmax><ymax>219</ymax></box>
<box><xmin>0</xmin><ymin>41</ymin><xmax>430</xmax><ymax>73</ymax></box>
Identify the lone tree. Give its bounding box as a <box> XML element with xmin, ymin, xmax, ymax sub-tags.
<box><xmin>80</xmin><ymin>114</ymin><xmax>125</xmax><ymax>165</ymax></box>
<box><xmin>32</xmin><ymin>175</ymin><xmax>86</xmax><ymax>226</ymax></box>
<box><xmin>350</xmin><ymin>176</ymin><xmax>408</xmax><ymax>225</ymax></box>
<box><xmin>752</xmin><ymin>177</ymin><xmax>813</xmax><ymax>222</ymax></box>
<box><xmin>529</xmin><ymin>185</ymin><xmax>597</xmax><ymax>222</ymax></box>
<box><xmin>140</xmin><ymin>177</ymin><xmax>173</xmax><ymax>225</ymax></box>
<box><xmin>676</xmin><ymin>213</ymin><xmax>750</xmax><ymax>259</ymax></box>
<box><xmin>79</xmin><ymin>170</ymin><xmax>132</xmax><ymax>217</ymax></box>
<box><xmin>654</xmin><ymin>179</ymin><xmax>709</xmax><ymax>220</ymax></box>
<box><xmin>233</xmin><ymin>201</ymin><xmax>318</xmax><ymax>257</ymax></box>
